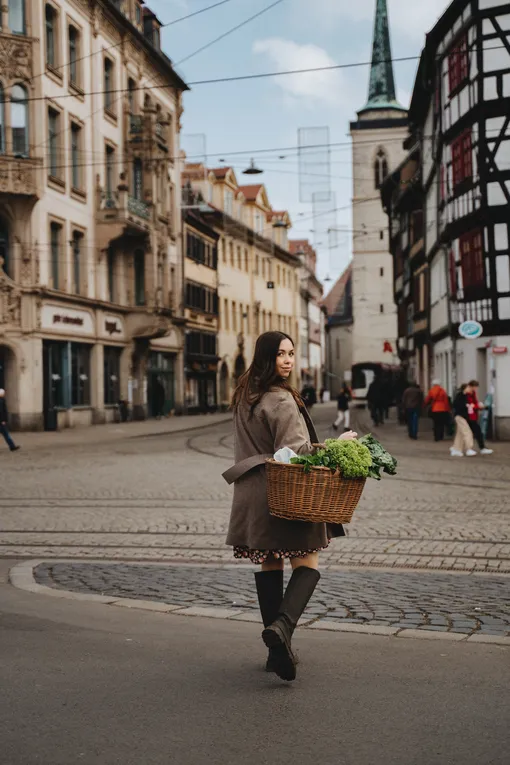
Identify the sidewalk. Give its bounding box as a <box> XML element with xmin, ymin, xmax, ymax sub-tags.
<box><xmin>10</xmin><ymin>411</ymin><xmax>233</xmax><ymax>451</ymax></box>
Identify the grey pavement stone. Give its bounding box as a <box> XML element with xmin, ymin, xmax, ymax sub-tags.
<box><xmin>32</xmin><ymin>562</ymin><xmax>510</xmax><ymax>638</ymax></box>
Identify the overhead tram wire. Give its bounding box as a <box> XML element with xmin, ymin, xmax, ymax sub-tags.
<box><xmin>4</xmin><ymin>44</ymin><xmax>507</xmax><ymax>107</ymax></box>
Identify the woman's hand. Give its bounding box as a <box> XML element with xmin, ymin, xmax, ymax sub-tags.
<box><xmin>338</xmin><ymin>430</ymin><xmax>358</xmax><ymax>441</ymax></box>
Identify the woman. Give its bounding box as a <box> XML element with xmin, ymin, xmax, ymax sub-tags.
<box><xmin>424</xmin><ymin>379</ymin><xmax>451</xmax><ymax>442</ymax></box>
<box><xmin>223</xmin><ymin>332</ymin><xmax>356</xmax><ymax>682</ymax></box>
<box><xmin>450</xmin><ymin>384</ymin><xmax>476</xmax><ymax>457</ymax></box>
<box><xmin>332</xmin><ymin>383</ymin><xmax>351</xmax><ymax>431</ymax></box>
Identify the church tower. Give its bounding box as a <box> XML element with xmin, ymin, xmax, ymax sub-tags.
<box><xmin>349</xmin><ymin>0</ymin><xmax>408</xmax><ymax>366</ymax></box>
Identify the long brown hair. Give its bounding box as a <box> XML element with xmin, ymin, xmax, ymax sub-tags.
<box><xmin>232</xmin><ymin>331</ymin><xmax>302</xmax><ymax>414</ymax></box>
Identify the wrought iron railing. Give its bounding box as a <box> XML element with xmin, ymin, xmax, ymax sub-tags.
<box><xmin>128</xmin><ymin>195</ymin><xmax>150</xmax><ymax>219</ymax></box>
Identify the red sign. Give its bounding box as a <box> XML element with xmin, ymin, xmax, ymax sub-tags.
<box><xmin>492</xmin><ymin>346</ymin><xmax>508</xmax><ymax>355</ymax></box>
<box><xmin>383</xmin><ymin>341</ymin><xmax>393</xmax><ymax>353</ymax></box>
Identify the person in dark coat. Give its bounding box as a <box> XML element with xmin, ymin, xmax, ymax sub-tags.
<box><xmin>332</xmin><ymin>383</ymin><xmax>351</xmax><ymax>431</ymax></box>
<box><xmin>367</xmin><ymin>376</ymin><xmax>385</xmax><ymax>426</ymax></box>
<box><xmin>300</xmin><ymin>383</ymin><xmax>317</xmax><ymax>411</ymax></box>
<box><xmin>402</xmin><ymin>382</ymin><xmax>423</xmax><ymax>439</ymax></box>
<box><xmin>223</xmin><ymin>331</ymin><xmax>357</xmax><ymax>682</ymax></box>
<box><xmin>0</xmin><ymin>389</ymin><xmax>20</xmax><ymax>452</ymax></box>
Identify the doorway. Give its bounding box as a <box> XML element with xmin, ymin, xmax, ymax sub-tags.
<box><xmin>147</xmin><ymin>352</ymin><xmax>175</xmax><ymax>417</ymax></box>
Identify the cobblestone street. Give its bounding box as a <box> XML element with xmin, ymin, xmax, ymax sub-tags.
<box><xmin>2</xmin><ymin>404</ymin><xmax>510</xmax><ymax>637</ymax></box>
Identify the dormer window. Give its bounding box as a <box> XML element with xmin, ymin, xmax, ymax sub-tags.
<box><xmin>143</xmin><ymin>14</ymin><xmax>161</xmax><ymax>50</ymax></box>
<box><xmin>135</xmin><ymin>2</ymin><xmax>142</xmax><ymax>25</ymax></box>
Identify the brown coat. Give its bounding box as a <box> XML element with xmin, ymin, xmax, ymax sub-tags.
<box><xmin>225</xmin><ymin>389</ymin><xmax>343</xmax><ymax>552</ymax></box>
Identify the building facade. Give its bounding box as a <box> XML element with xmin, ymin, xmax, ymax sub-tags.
<box><xmin>182</xmin><ymin>165</ymin><xmax>301</xmax><ymax>407</ymax></box>
<box><xmin>0</xmin><ymin>0</ymin><xmax>187</xmax><ymax>430</ymax></box>
<box><xmin>396</xmin><ymin>0</ymin><xmax>510</xmax><ymax>438</ymax></box>
<box><xmin>349</xmin><ymin>0</ymin><xmax>408</xmax><ymax>367</ymax></box>
<box><xmin>289</xmin><ymin>239</ymin><xmax>326</xmax><ymax>392</ymax></box>
<box><xmin>381</xmin><ymin>144</ymin><xmax>428</xmax><ymax>387</ymax></box>
<box><xmin>322</xmin><ymin>265</ymin><xmax>353</xmax><ymax>398</ymax></box>
<box><xmin>182</xmin><ymin>204</ymin><xmax>219</xmax><ymax>413</ymax></box>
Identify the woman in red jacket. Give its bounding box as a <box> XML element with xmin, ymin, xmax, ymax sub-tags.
<box><xmin>424</xmin><ymin>380</ymin><xmax>451</xmax><ymax>442</ymax></box>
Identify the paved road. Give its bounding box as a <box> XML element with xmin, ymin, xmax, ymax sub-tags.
<box><xmin>34</xmin><ymin>562</ymin><xmax>510</xmax><ymax>637</ymax></box>
<box><xmin>1</xmin><ymin>569</ymin><xmax>508</xmax><ymax>765</ymax></box>
<box><xmin>1</xmin><ymin>404</ymin><xmax>508</xmax><ymax>573</ymax></box>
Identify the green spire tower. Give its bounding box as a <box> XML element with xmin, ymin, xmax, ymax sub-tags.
<box><xmin>360</xmin><ymin>0</ymin><xmax>405</xmax><ymax>113</ymax></box>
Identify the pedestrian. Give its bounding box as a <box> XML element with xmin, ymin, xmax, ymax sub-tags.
<box><xmin>465</xmin><ymin>380</ymin><xmax>493</xmax><ymax>455</ymax></box>
<box><xmin>332</xmin><ymin>383</ymin><xmax>351</xmax><ymax>431</ymax></box>
<box><xmin>367</xmin><ymin>375</ymin><xmax>385</xmax><ymax>426</ymax></box>
<box><xmin>300</xmin><ymin>383</ymin><xmax>317</xmax><ymax>411</ymax></box>
<box><xmin>401</xmin><ymin>382</ymin><xmax>423</xmax><ymax>440</ymax></box>
<box><xmin>424</xmin><ymin>379</ymin><xmax>451</xmax><ymax>442</ymax></box>
<box><xmin>0</xmin><ymin>389</ymin><xmax>20</xmax><ymax>452</ymax></box>
<box><xmin>223</xmin><ymin>331</ymin><xmax>357</xmax><ymax>682</ymax></box>
<box><xmin>450</xmin><ymin>384</ymin><xmax>476</xmax><ymax>457</ymax></box>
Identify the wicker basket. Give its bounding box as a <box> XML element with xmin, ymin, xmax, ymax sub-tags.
<box><xmin>265</xmin><ymin>459</ymin><xmax>366</xmax><ymax>524</ymax></box>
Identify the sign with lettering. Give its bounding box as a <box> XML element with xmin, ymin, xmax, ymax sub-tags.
<box><xmin>102</xmin><ymin>315</ymin><xmax>124</xmax><ymax>339</ymax></box>
<box><xmin>41</xmin><ymin>304</ymin><xmax>94</xmax><ymax>335</ymax></box>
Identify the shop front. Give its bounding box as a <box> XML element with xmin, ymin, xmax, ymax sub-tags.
<box><xmin>147</xmin><ymin>351</ymin><xmax>176</xmax><ymax>417</ymax></box>
<box><xmin>185</xmin><ymin>330</ymin><xmax>218</xmax><ymax>414</ymax></box>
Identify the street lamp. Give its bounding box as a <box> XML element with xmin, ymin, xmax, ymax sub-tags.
<box><xmin>243</xmin><ymin>159</ymin><xmax>263</xmax><ymax>175</ymax></box>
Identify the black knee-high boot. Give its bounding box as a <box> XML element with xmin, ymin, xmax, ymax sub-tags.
<box><xmin>262</xmin><ymin>566</ymin><xmax>320</xmax><ymax>682</ymax></box>
<box><xmin>254</xmin><ymin>570</ymin><xmax>284</xmax><ymax>672</ymax></box>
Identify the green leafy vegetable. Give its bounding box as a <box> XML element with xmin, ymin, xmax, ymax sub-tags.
<box><xmin>290</xmin><ymin>438</ymin><xmax>372</xmax><ymax>479</ymax></box>
<box><xmin>359</xmin><ymin>434</ymin><xmax>397</xmax><ymax>480</ymax></box>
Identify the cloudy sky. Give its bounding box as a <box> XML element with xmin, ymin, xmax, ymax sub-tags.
<box><xmin>152</xmin><ymin>0</ymin><xmax>448</xmax><ymax>281</ymax></box>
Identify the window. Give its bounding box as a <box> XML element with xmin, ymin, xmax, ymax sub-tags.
<box><xmin>11</xmin><ymin>84</ymin><xmax>28</xmax><ymax>157</ymax></box>
<box><xmin>185</xmin><ymin>281</ymin><xmax>218</xmax><ymax>315</ymax></box>
<box><xmin>107</xmin><ymin>247</ymin><xmax>115</xmax><ymax>302</ymax></box>
<box><xmin>229</xmin><ymin>241</ymin><xmax>234</xmax><ymax>266</ymax></box>
<box><xmin>71</xmin><ymin>343</ymin><xmax>91</xmax><ymax>406</ymax></box>
<box><xmin>374</xmin><ymin>148</ymin><xmax>388</xmax><ymax>190</ymax></box>
<box><xmin>237</xmin><ymin>246</ymin><xmax>242</xmax><ymax>269</ymax></box>
<box><xmin>232</xmin><ymin>301</ymin><xmax>237</xmax><ymax>331</ymax></box>
<box><xmin>460</xmin><ymin>230</ymin><xmax>485</xmax><ymax>292</ymax></box>
<box><xmin>128</xmin><ymin>78</ymin><xmax>136</xmax><ymax>114</ymax></box>
<box><xmin>380</xmin><ymin>304</ymin><xmax>384</xmax><ymax>313</ymax></box>
<box><xmin>68</xmin><ymin>26</ymin><xmax>80</xmax><ymax>87</ymax></box>
<box><xmin>225</xmin><ymin>190</ymin><xmax>233</xmax><ymax>216</ymax></box>
<box><xmin>104</xmin><ymin>58</ymin><xmax>115</xmax><ymax>114</ymax></box>
<box><xmin>50</xmin><ymin>221</ymin><xmax>61</xmax><ymax>290</ymax></box>
<box><xmin>380</xmin><ymin>267</ymin><xmax>384</xmax><ymax>277</ymax></box>
<box><xmin>70</xmin><ymin>123</ymin><xmax>81</xmax><ymax>189</ymax></box>
<box><xmin>45</xmin><ymin>5</ymin><xmax>57</xmax><ymax>68</ymax></box>
<box><xmin>335</xmin><ymin>338</ymin><xmax>340</xmax><ymax>360</ymax></box>
<box><xmin>185</xmin><ymin>332</ymin><xmax>217</xmax><ymax>358</ymax></box>
<box><xmin>48</xmin><ymin>107</ymin><xmax>60</xmax><ymax>178</ymax></box>
<box><xmin>451</xmin><ymin>129</ymin><xmax>472</xmax><ymax>189</ymax></box>
<box><xmin>0</xmin><ymin>84</ymin><xmax>4</xmax><ymax>154</ymax></box>
<box><xmin>104</xmin><ymin>347</ymin><xmax>121</xmax><ymax>405</ymax></box>
<box><xmin>449</xmin><ymin>250</ymin><xmax>457</xmax><ymax>299</ymax></box>
<box><xmin>71</xmin><ymin>230</ymin><xmax>83</xmax><ymax>294</ymax></box>
<box><xmin>134</xmin><ymin>249</ymin><xmax>145</xmax><ymax>305</ymax></box>
<box><xmin>135</xmin><ymin>2</ymin><xmax>142</xmax><ymax>25</ymax></box>
<box><xmin>105</xmin><ymin>144</ymin><xmax>115</xmax><ymax>196</ymax></box>
<box><xmin>224</xmin><ymin>298</ymin><xmax>229</xmax><ymax>330</ymax></box>
<box><xmin>0</xmin><ymin>218</ymin><xmax>9</xmax><ymax>277</ymax></box>
<box><xmin>221</xmin><ymin>239</ymin><xmax>226</xmax><ymax>263</ymax></box>
<box><xmin>133</xmin><ymin>157</ymin><xmax>143</xmax><ymax>200</ymax></box>
<box><xmin>255</xmin><ymin>255</ymin><xmax>259</xmax><ymax>275</ymax></box>
<box><xmin>448</xmin><ymin>35</ymin><xmax>468</xmax><ymax>94</ymax></box>
<box><xmin>244</xmin><ymin>249</ymin><xmax>249</xmax><ymax>272</ymax></box>
<box><xmin>9</xmin><ymin>0</ymin><xmax>25</xmax><ymax>35</ymax></box>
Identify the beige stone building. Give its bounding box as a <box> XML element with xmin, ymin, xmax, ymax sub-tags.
<box><xmin>0</xmin><ymin>0</ymin><xmax>187</xmax><ymax>429</ymax></box>
<box><xmin>182</xmin><ymin>164</ymin><xmax>301</xmax><ymax>407</ymax></box>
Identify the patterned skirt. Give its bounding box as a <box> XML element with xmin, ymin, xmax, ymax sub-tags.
<box><xmin>233</xmin><ymin>543</ymin><xmax>329</xmax><ymax>565</ymax></box>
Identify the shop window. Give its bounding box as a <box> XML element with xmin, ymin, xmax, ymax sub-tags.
<box><xmin>460</xmin><ymin>230</ymin><xmax>485</xmax><ymax>292</ymax></box>
<box><xmin>134</xmin><ymin>249</ymin><xmax>145</xmax><ymax>305</ymax></box>
<box><xmin>9</xmin><ymin>0</ymin><xmax>25</xmax><ymax>34</ymax></box>
<box><xmin>50</xmin><ymin>220</ymin><xmax>62</xmax><ymax>290</ymax></box>
<box><xmin>104</xmin><ymin>346</ymin><xmax>121</xmax><ymax>405</ymax></box>
<box><xmin>71</xmin><ymin>230</ymin><xmax>83</xmax><ymax>295</ymax></box>
<box><xmin>45</xmin><ymin>340</ymin><xmax>66</xmax><ymax>409</ymax></box>
<box><xmin>45</xmin><ymin>5</ymin><xmax>58</xmax><ymax>69</ymax></box>
<box><xmin>71</xmin><ymin>343</ymin><xmax>91</xmax><ymax>406</ymax></box>
<box><xmin>448</xmin><ymin>35</ymin><xmax>468</xmax><ymax>94</ymax></box>
<box><xmin>68</xmin><ymin>25</ymin><xmax>80</xmax><ymax>87</ymax></box>
<box><xmin>11</xmin><ymin>84</ymin><xmax>29</xmax><ymax>157</ymax></box>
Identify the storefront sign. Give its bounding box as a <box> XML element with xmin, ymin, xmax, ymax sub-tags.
<box><xmin>458</xmin><ymin>320</ymin><xmax>483</xmax><ymax>339</ymax></box>
<box><xmin>103</xmin><ymin>315</ymin><xmax>124</xmax><ymax>339</ymax></box>
<box><xmin>41</xmin><ymin>304</ymin><xmax>94</xmax><ymax>335</ymax></box>
<box><xmin>492</xmin><ymin>346</ymin><xmax>508</xmax><ymax>355</ymax></box>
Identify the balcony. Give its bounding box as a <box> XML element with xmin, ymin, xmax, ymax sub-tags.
<box><xmin>96</xmin><ymin>186</ymin><xmax>152</xmax><ymax>251</ymax></box>
<box><xmin>127</xmin><ymin>113</ymin><xmax>168</xmax><ymax>148</ymax></box>
<box><xmin>0</xmin><ymin>156</ymin><xmax>43</xmax><ymax>198</ymax></box>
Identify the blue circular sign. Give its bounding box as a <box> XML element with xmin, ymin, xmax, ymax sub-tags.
<box><xmin>458</xmin><ymin>320</ymin><xmax>483</xmax><ymax>339</ymax></box>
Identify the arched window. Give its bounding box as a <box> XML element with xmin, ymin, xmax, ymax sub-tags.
<box><xmin>9</xmin><ymin>0</ymin><xmax>25</xmax><ymax>34</ymax></box>
<box><xmin>0</xmin><ymin>218</ymin><xmax>10</xmax><ymax>276</ymax></box>
<box><xmin>0</xmin><ymin>83</ymin><xmax>4</xmax><ymax>155</ymax></box>
<box><xmin>11</xmin><ymin>84</ymin><xmax>29</xmax><ymax>157</ymax></box>
<box><xmin>374</xmin><ymin>148</ymin><xmax>388</xmax><ymax>190</ymax></box>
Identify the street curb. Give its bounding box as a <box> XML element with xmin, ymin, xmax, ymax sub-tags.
<box><xmin>9</xmin><ymin>560</ymin><xmax>510</xmax><ymax>646</ymax></box>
